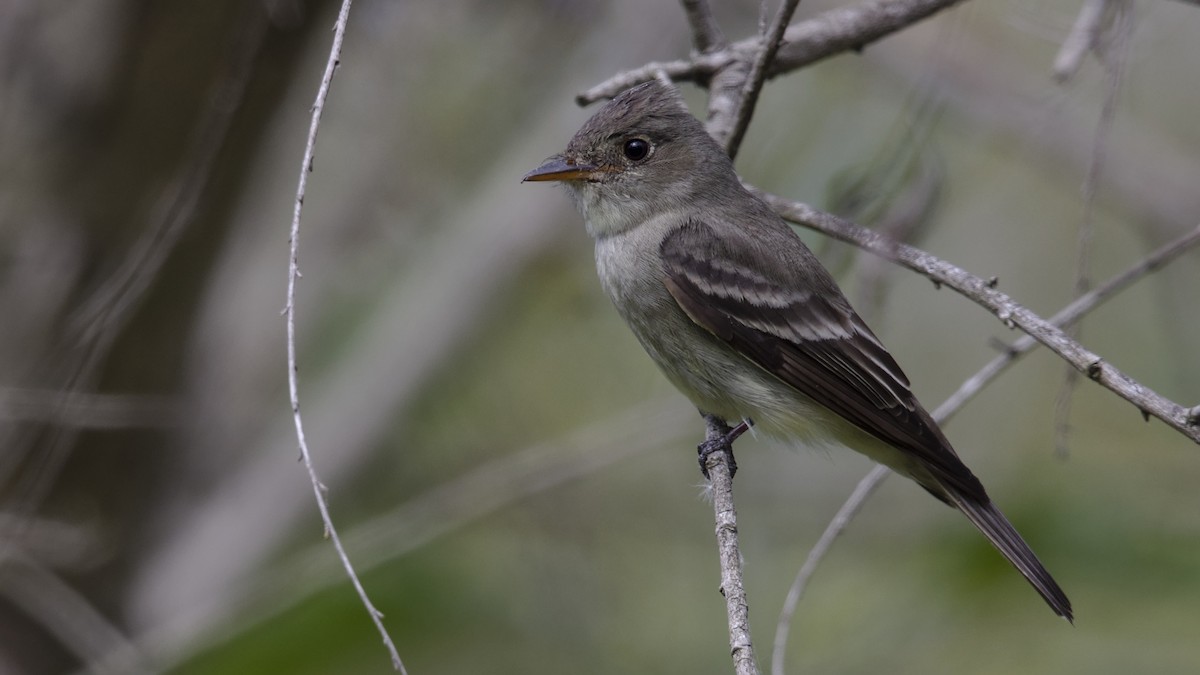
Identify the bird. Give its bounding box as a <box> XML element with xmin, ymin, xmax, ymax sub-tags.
<box><xmin>522</xmin><ymin>79</ymin><xmax>1071</xmax><ymax>621</ymax></box>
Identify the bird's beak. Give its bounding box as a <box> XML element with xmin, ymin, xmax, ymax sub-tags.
<box><xmin>522</xmin><ymin>156</ymin><xmax>599</xmax><ymax>183</ymax></box>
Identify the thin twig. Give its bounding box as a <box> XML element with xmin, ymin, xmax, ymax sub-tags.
<box><xmin>759</xmin><ymin>192</ymin><xmax>1200</xmax><ymax>444</ymax></box>
<box><xmin>129</xmin><ymin>56</ymin><xmax>622</xmax><ymax>653</ymax></box>
<box><xmin>771</xmin><ymin>223</ymin><xmax>1200</xmax><ymax>672</ymax></box>
<box><xmin>945</xmin><ymin>224</ymin><xmax>1200</xmax><ymax>416</ymax></box>
<box><xmin>285</xmin><ymin>1</ymin><xmax>406</xmax><ymax>671</ymax></box>
<box><xmin>83</xmin><ymin>398</ymin><xmax>691</xmax><ymax>675</ymax></box>
<box><xmin>723</xmin><ymin>0</ymin><xmax>803</xmax><ymax>159</ymax></box>
<box><xmin>577</xmin><ymin>0</ymin><xmax>968</xmax><ymax>105</ymax></box>
<box><xmin>1054</xmin><ymin>0</ymin><xmax>1131</xmax><ymax>457</ymax></box>
<box><xmin>772</xmin><ymin>120</ymin><xmax>937</xmax><ymax>674</ymax></box>
<box><xmin>703</xmin><ymin>417</ymin><xmax>758</xmax><ymax>675</ymax></box>
<box><xmin>771</xmin><ymin>463</ymin><xmax>888</xmax><ymax>675</ymax></box>
<box><xmin>1052</xmin><ymin>0</ymin><xmax>1109</xmax><ymax>82</ymax></box>
<box><xmin>681</xmin><ymin>0</ymin><xmax>727</xmax><ymax>53</ymax></box>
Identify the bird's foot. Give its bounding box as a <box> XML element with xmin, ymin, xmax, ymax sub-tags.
<box><xmin>698</xmin><ymin>416</ymin><xmax>752</xmax><ymax>479</ymax></box>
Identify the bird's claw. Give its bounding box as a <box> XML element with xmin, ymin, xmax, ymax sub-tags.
<box><xmin>697</xmin><ymin>419</ymin><xmax>751</xmax><ymax>479</ymax></box>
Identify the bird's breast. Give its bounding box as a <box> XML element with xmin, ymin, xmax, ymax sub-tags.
<box><xmin>592</xmin><ymin>225</ymin><xmax>773</xmax><ymax>424</ymax></box>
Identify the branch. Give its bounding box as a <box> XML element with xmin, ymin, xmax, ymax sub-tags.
<box><xmin>721</xmin><ymin>0</ymin><xmax>803</xmax><ymax>159</ymax></box>
<box><xmin>770</xmin><ymin>463</ymin><xmax>888</xmax><ymax>675</ymax></box>
<box><xmin>1052</xmin><ymin>0</ymin><xmax>1110</xmax><ymax>82</ymax></box>
<box><xmin>758</xmin><ymin>191</ymin><xmax>1200</xmax><ymax>444</ymax></box>
<box><xmin>703</xmin><ymin>417</ymin><xmax>758</xmax><ymax>675</ymax></box>
<box><xmin>285</xmin><ymin>1</ymin><xmax>406</xmax><ymax>671</ymax></box>
<box><xmin>577</xmin><ymin>0</ymin><xmax>968</xmax><ymax>105</ymax></box>
<box><xmin>943</xmin><ymin>225</ymin><xmax>1200</xmax><ymax>416</ymax></box>
<box><xmin>681</xmin><ymin>0</ymin><xmax>727</xmax><ymax>53</ymax></box>
<box><xmin>771</xmin><ymin>223</ymin><xmax>1200</xmax><ymax>673</ymax></box>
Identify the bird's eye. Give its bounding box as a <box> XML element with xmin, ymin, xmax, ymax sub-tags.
<box><xmin>622</xmin><ymin>138</ymin><xmax>650</xmax><ymax>161</ymax></box>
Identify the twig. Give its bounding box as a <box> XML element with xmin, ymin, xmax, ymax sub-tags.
<box><xmin>84</xmin><ymin>398</ymin><xmax>691</xmax><ymax>675</ymax></box>
<box><xmin>772</xmin><ymin>120</ymin><xmax>937</xmax><ymax>674</ymax></box>
<box><xmin>771</xmin><ymin>463</ymin><xmax>888</xmax><ymax>675</ymax></box>
<box><xmin>759</xmin><ymin>192</ymin><xmax>1200</xmax><ymax>444</ymax></box>
<box><xmin>577</xmin><ymin>0</ymin><xmax>968</xmax><ymax>105</ymax></box>
<box><xmin>673</xmin><ymin>0</ymin><xmax>739</xmax><ymax>130</ymax></box>
<box><xmin>722</xmin><ymin>0</ymin><xmax>803</xmax><ymax>159</ymax></box>
<box><xmin>129</xmin><ymin>60</ymin><xmax>615</xmax><ymax>650</ymax></box>
<box><xmin>703</xmin><ymin>417</ymin><xmax>758</xmax><ymax>675</ymax></box>
<box><xmin>284</xmin><ymin>1</ymin><xmax>406</xmax><ymax>671</ymax></box>
<box><xmin>944</xmin><ymin>224</ymin><xmax>1200</xmax><ymax>416</ymax></box>
<box><xmin>1052</xmin><ymin>0</ymin><xmax>1109</xmax><ymax>82</ymax></box>
<box><xmin>771</xmin><ymin>223</ymin><xmax>1200</xmax><ymax>672</ymax></box>
<box><xmin>1054</xmin><ymin>0</ymin><xmax>1131</xmax><ymax>457</ymax></box>
<box><xmin>681</xmin><ymin>0</ymin><xmax>727</xmax><ymax>53</ymax></box>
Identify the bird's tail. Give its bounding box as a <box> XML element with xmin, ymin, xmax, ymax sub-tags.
<box><xmin>945</xmin><ymin>491</ymin><xmax>1073</xmax><ymax>622</ymax></box>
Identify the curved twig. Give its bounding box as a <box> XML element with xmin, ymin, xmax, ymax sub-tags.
<box><xmin>285</xmin><ymin>1</ymin><xmax>406</xmax><ymax>671</ymax></box>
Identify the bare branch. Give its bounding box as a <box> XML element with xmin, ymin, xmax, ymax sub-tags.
<box><xmin>758</xmin><ymin>192</ymin><xmax>1200</xmax><ymax>444</ymax></box>
<box><xmin>129</xmin><ymin>42</ymin><xmax>622</xmax><ymax>654</ymax></box>
<box><xmin>681</xmin><ymin>0</ymin><xmax>727</xmax><ymax>53</ymax></box>
<box><xmin>772</xmin><ymin>223</ymin><xmax>1200</xmax><ymax>672</ymax></box>
<box><xmin>578</xmin><ymin>0</ymin><xmax>968</xmax><ymax>105</ymax></box>
<box><xmin>721</xmin><ymin>0</ymin><xmax>803</xmax><ymax>158</ymax></box>
<box><xmin>1053</xmin><ymin>0</ymin><xmax>1110</xmax><ymax>82</ymax></box>
<box><xmin>945</xmin><ymin>223</ymin><xmax>1200</xmax><ymax>417</ymax></box>
<box><xmin>702</xmin><ymin>417</ymin><xmax>758</xmax><ymax>675</ymax></box>
<box><xmin>284</xmin><ymin>1</ymin><xmax>406</xmax><ymax>671</ymax></box>
<box><xmin>771</xmin><ymin>463</ymin><xmax>888</xmax><ymax>675</ymax></box>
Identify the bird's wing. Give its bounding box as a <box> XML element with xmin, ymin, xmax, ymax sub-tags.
<box><xmin>660</xmin><ymin>219</ymin><xmax>986</xmax><ymax>501</ymax></box>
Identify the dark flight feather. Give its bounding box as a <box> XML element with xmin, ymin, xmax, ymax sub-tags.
<box><xmin>660</xmin><ymin>219</ymin><xmax>1073</xmax><ymax>621</ymax></box>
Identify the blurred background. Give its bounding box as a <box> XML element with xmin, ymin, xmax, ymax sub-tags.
<box><xmin>2</xmin><ymin>0</ymin><xmax>1198</xmax><ymax>673</ymax></box>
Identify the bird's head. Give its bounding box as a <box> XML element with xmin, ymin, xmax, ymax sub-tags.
<box><xmin>523</xmin><ymin>80</ymin><xmax>734</xmax><ymax>238</ymax></box>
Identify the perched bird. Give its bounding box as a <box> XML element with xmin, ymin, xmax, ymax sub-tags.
<box><xmin>523</xmin><ymin>80</ymin><xmax>1071</xmax><ymax>620</ymax></box>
